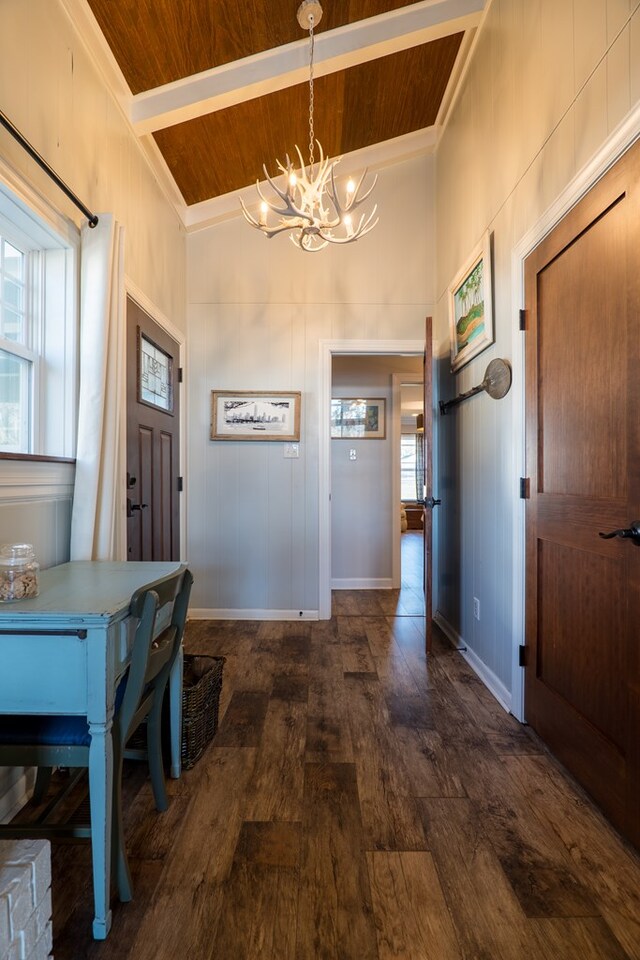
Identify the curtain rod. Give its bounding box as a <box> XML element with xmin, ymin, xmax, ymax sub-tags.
<box><xmin>0</xmin><ymin>110</ymin><xmax>98</xmax><ymax>228</ymax></box>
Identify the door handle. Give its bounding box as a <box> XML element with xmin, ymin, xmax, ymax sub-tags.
<box><xmin>417</xmin><ymin>498</ymin><xmax>442</xmax><ymax>509</ymax></box>
<box><xmin>598</xmin><ymin>521</ymin><xmax>640</xmax><ymax>545</ymax></box>
<box><xmin>127</xmin><ymin>498</ymin><xmax>148</xmax><ymax>518</ymax></box>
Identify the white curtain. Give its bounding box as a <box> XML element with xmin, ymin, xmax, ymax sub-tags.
<box><xmin>70</xmin><ymin>214</ymin><xmax>127</xmax><ymax>561</ymax></box>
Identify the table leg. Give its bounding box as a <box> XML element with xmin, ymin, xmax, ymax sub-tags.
<box><xmin>168</xmin><ymin>644</ymin><xmax>183</xmax><ymax>778</ymax></box>
<box><xmin>88</xmin><ymin>720</ymin><xmax>114</xmax><ymax>940</ymax></box>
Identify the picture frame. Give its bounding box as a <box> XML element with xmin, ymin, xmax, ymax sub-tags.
<box><xmin>210</xmin><ymin>390</ymin><xmax>301</xmax><ymax>441</ymax></box>
<box><xmin>448</xmin><ymin>231</ymin><xmax>494</xmax><ymax>372</ymax></box>
<box><xmin>331</xmin><ymin>398</ymin><xmax>386</xmax><ymax>439</ymax></box>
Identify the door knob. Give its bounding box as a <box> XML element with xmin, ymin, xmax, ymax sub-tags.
<box><xmin>598</xmin><ymin>521</ymin><xmax>640</xmax><ymax>545</ymax></box>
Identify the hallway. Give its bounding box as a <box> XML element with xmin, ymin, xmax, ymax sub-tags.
<box><xmin>46</xmin><ymin>538</ymin><xmax>640</xmax><ymax>958</ymax></box>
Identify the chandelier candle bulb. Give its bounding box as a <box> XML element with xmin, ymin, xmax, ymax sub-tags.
<box><xmin>239</xmin><ymin>0</ymin><xmax>378</xmax><ymax>252</ymax></box>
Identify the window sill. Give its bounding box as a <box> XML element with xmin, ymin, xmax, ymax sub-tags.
<box><xmin>0</xmin><ymin>453</ymin><xmax>75</xmax><ymax>464</ymax></box>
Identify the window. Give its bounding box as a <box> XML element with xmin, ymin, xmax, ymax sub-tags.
<box><xmin>0</xmin><ymin>177</ymin><xmax>77</xmax><ymax>457</ymax></box>
<box><xmin>0</xmin><ymin>236</ymin><xmax>32</xmax><ymax>452</ymax></box>
<box><xmin>401</xmin><ymin>434</ymin><xmax>419</xmax><ymax>501</ymax></box>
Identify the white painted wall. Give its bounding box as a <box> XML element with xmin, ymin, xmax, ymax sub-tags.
<box><xmin>187</xmin><ymin>155</ymin><xmax>435</xmax><ymax>616</ymax></box>
<box><xmin>433</xmin><ymin>0</ymin><xmax>640</xmax><ymax>700</ymax></box>
<box><xmin>331</xmin><ymin>355</ymin><xmax>423</xmax><ymax>586</ymax></box>
<box><xmin>0</xmin><ymin>0</ymin><xmax>186</xmax><ymax>329</ymax></box>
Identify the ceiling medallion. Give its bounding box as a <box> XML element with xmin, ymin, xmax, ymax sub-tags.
<box><xmin>240</xmin><ymin>0</ymin><xmax>378</xmax><ymax>253</ymax></box>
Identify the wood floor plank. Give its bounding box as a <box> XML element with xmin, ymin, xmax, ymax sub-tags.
<box><xmin>128</xmin><ymin>746</ymin><xmax>258</xmax><ymax>960</ymax></box>
<box><xmin>367</xmin><ymin>851</ymin><xmax>462</xmax><ymax>959</ymax></box>
<box><xmin>420</xmin><ymin>797</ymin><xmax>535</xmax><ymax>960</ymax></box>
<box><xmin>337</xmin><ymin>616</ymin><xmax>378</xmax><ymax>675</ymax></box>
<box><xmin>434</xmin><ymin>645</ymin><xmax>518</xmax><ymax>737</ymax></box>
<box><xmin>233</xmin><ymin>820</ymin><xmax>301</xmax><ymax>868</ymax></box>
<box><xmin>507</xmin><ymin>755</ymin><xmax>640</xmax><ymax>959</ymax></box>
<box><xmin>295</xmin><ymin>762</ymin><xmax>378</xmax><ymax>960</ymax></box>
<box><xmin>271</xmin><ymin>673</ymin><xmax>308</xmax><ymax>702</ymax></box>
<box><xmin>209</xmin><ymin>861</ymin><xmax>299</xmax><ymax>960</ymax></box>
<box><xmin>388</xmin><ymin>618</ymin><xmax>480</xmax><ymax>742</ymax></box>
<box><xmin>345</xmin><ymin>674</ymin><xmax>427</xmax><ymax>851</ymax></box>
<box><xmin>208</xmin><ymin>822</ymin><xmax>301</xmax><ymax>960</ymax></box>
<box><xmin>488</xmin><ymin>728</ymin><xmax>545</xmax><ymax>756</ymax></box>
<box><xmin>242</xmin><ymin>699</ymin><xmax>307</xmax><ymax>821</ymax></box>
<box><xmin>391</xmin><ymin>725</ymin><xmax>467</xmax><ymax>798</ymax></box>
<box><xmin>445</xmin><ymin>737</ymin><xmax>597</xmax><ymax>919</ymax></box>
<box><xmin>528</xmin><ymin>917</ymin><xmax>632</xmax><ymax>959</ymax></box>
<box><xmin>355</xmin><ymin>592</ymin><xmax>387</xmax><ymax>617</ymax></box>
<box><xmin>214</xmin><ymin>690</ymin><xmax>270</xmax><ymax>747</ymax></box>
<box><xmin>332</xmin><ymin>592</ymin><xmax>361</xmax><ymax>616</ymax></box>
<box><xmin>305</xmin><ymin>637</ymin><xmax>354</xmax><ymax>763</ymax></box>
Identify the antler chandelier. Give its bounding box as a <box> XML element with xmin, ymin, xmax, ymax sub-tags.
<box><xmin>240</xmin><ymin>0</ymin><xmax>378</xmax><ymax>253</ymax></box>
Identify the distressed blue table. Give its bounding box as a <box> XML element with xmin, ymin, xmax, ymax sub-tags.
<box><xmin>0</xmin><ymin>560</ymin><xmax>186</xmax><ymax>939</ymax></box>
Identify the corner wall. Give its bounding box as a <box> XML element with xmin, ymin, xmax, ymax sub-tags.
<box><xmin>433</xmin><ymin>0</ymin><xmax>640</xmax><ymax>699</ymax></box>
<box><xmin>187</xmin><ymin>155</ymin><xmax>435</xmax><ymax>616</ymax></box>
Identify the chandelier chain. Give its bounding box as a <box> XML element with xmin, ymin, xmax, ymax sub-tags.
<box><xmin>240</xmin><ymin>0</ymin><xmax>379</xmax><ymax>251</ymax></box>
<box><xmin>308</xmin><ymin>15</ymin><xmax>315</xmax><ymax>168</ymax></box>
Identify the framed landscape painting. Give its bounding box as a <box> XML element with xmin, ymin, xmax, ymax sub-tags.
<box><xmin>448</xmin><ymin>231</ymin><xmax>494</xmax><ymax>372</ymax></box>
<box><xmin>211</xmin><ymin>390</ymin><xmax>301</xmax><ymax>440</ymax></box>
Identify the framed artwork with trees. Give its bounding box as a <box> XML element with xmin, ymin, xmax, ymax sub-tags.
<box><xmin>448</xmin><ymin>231</ymin><xmax>494</xmax><ymax>372</ymax></box>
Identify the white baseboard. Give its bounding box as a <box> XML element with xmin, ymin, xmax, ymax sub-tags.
<box><xmin>433</xmin><ymin>610</ymin><xmax>512</xmax><ymax>715</ymax></box>
<box><xmin>331</xmin><ymin>578</ymin><xmax>393</xmax><ymax>590</ymax></box>
<box><xmin>189</xmin><ymin>608</ymin><xmax>319</xmax><ymax>621</ymax></box>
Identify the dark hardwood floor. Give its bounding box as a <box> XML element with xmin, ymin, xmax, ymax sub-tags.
<box><xmin>45</xmin><ymin>532</ymin><xmax>640</xmax><ymax>958</ymax></box>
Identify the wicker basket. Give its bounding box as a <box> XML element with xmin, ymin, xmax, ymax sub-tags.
<box><xmin>181</xmin><ymin>654</ymin><xmax>225</xmax><ymax>769</ymax></box>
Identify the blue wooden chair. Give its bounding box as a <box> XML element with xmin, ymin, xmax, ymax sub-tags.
<box><xmin>0</xmin><ymin>567</ymin><xmax>193</xmax><ymax>906</ymax></box>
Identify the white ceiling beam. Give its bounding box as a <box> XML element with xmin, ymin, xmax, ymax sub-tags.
<box><xmin>131</xmin><ymin>0</ymin><xmax>484</xmax><ymax>135</ymax></box>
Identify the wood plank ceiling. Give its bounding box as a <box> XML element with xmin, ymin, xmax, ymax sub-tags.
<box><xmin>85</xmin><ymin>0</ymin><xmax>478</xmax><ymax>209</ymax></box>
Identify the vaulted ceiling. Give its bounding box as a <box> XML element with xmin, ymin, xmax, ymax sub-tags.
<box><xmin>76</xmin><ymin>0</ymin><xmax>485</xmax><ymax>229</ymax></box>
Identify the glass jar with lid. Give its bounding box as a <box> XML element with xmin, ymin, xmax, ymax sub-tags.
<box><xmin>0</xmin><ymin>543</ymin><xmax>40</xmax><ymax>602</ymax></box>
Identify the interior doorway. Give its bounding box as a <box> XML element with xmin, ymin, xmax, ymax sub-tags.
<box><xmin>399</xmin><ymin>378</ymin><xmax>425</xmax><ymax>591</ymax></box>
<box><xmin>318</xmin><ymin>338</ymin><xmax>425</xmax><ymax>620</ymax></box>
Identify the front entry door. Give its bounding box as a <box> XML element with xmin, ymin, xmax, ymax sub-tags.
<box><xmin>126</xmin><ymin>297</ymin><xmax>181</xmax><ymax>561</ymax></box>
<box><xmin>524</xmin><ymin>139</ymin><xmax>640</xmax><ymax>847</ymax></box>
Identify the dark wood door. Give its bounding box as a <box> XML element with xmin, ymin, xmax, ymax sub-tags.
<box><xmin>126</xmin><ymin>297</ymin><xmax>181</xmax><ymax>561</ymax></box>
<box><xmin>423</xmin><ymin>316</ymin><xmax>434</xmax><ymax>654</ymax></box>
<box><xmin>524</xmin><ymin>140</ymin><xmax>640</xmax><ymax>847</ymax></box>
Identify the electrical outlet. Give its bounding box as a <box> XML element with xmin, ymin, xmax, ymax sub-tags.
<box><xmin>473</xmin><ymin>597</ymin><xmax>480</xmax><ymax>620</ymax></box>
<box><xmin>349</xmin><ymin>449</ymin><xmax>357</xmax><ymax>461</ymax></box>
<box><xmin>284</xmin><ymin>442</ymin><xmax>299</xmax><ymax>458</ymax></box>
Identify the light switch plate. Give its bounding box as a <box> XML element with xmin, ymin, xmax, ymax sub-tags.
<box><xmin>284</xmin><ymin>442</ymin><xmax>300</xmax><ymax>458</ymax></box>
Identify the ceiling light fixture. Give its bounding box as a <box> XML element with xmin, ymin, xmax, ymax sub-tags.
<box><xmin>240</xmin><ymin>0</ymin><xmax>378</xmax><ymax>253</ymax></box>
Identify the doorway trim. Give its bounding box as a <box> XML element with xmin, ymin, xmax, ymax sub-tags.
<box><xmin>510</xmin><ymin>104</ymin><xmax>640</xmax><ymax>722</ymax></box>
<box><xmin>318</xmin><ymin>338</ymin><xmax>424</xmax><ymax>620</ymax></box>
<box><xmin>124</xmin><ymin>277</ymin><xmax>187</xmax><ymax>560</ymax></box>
